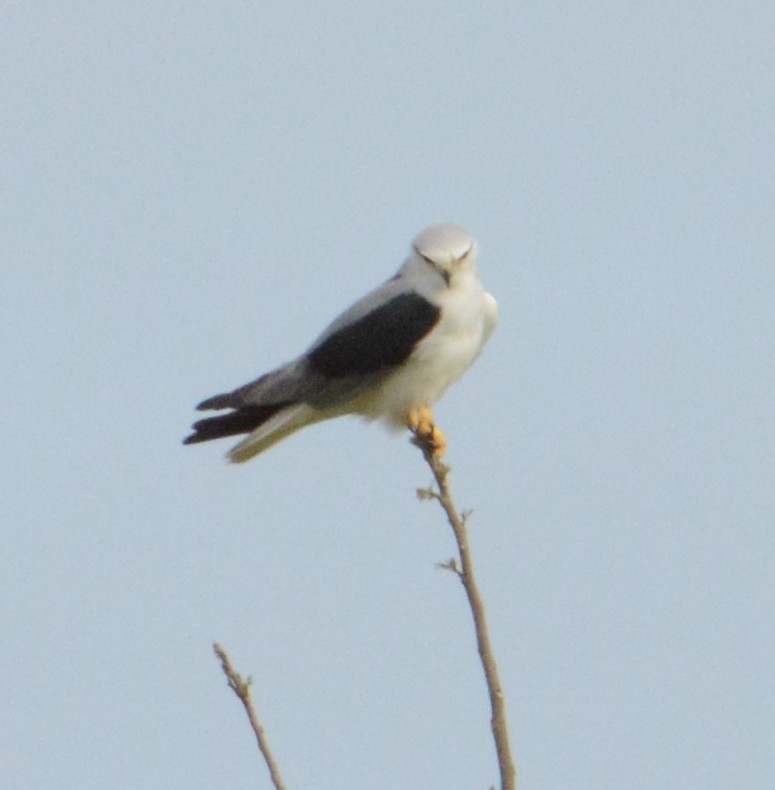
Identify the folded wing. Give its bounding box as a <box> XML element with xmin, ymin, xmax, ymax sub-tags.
<box><xmin>183</xmin><ymin>290</ymin><xmax>441</xmax><ymax>461</ymax></box>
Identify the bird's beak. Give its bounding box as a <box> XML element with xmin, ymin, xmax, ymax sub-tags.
<box><xmin>414</xmin><ymin>247</ymin><xmax>451</xmax><ymax>285</ymax></box>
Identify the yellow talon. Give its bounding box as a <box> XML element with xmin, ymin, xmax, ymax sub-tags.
<box><xmin>407</xmin><ymin>405</ymin><xmax>432</xmax><ymax>433</ymax></box>
<box><xmin>407</xmin><ymin>406</ymin><xmax>447</xmax><ymax>456</ymax></box>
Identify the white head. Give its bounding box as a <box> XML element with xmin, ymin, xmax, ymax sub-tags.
<box><xmin>411</xmin><ymin>224</ymin><xmax>478</xmax><ymax>286</ymax></box>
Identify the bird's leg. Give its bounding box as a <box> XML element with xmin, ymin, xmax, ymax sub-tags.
<box><xmin>407</xmin><ymin>406</ymin><xmax>447</xmax><ymax>456</ymax></box>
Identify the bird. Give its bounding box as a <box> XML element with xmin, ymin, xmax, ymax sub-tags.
<box><xmin>183</xmin><ymin>223</ymin><xmax>497</xmax><ymax>462</ymax></box>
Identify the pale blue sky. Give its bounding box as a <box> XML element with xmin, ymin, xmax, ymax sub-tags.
<box><xmin>2</xmin><ymin>2</ymin><xmax>774</xmax><ymax>789</ymax></box>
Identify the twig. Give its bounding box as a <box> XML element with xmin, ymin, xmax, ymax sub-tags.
<box><xmin>213</xmin><ymin>643</ymin><xmax>288</xmax><ymax>790</ymax></box>
<box><xmin>411</xmin><ymin>430</ymin><xmax>517</xmax><ymax>790</ymax></box>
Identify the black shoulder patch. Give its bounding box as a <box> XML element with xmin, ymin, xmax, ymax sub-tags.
<box><xmin>308</xmin><ymin>292</ymin><xmax>441</xmax><ymax>377</ymax></box>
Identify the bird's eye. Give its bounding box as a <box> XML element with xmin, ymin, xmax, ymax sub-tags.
<box><xmin>412</xmin><ymin>245</ymin><xmax>433</xmax><ymax>265</ymax></box>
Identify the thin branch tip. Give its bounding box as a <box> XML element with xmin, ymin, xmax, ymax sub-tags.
<box><xmin>411</xmin><ymin>425</ymin><xmax>517</xmax><ymax>790</ymax></box>
<box><xmin>436</xmin><ymin>557</ymin><xmax>462</xmax><ymax>576</ymax></box>
<box><xmin>416</xmin><ymin>484</ymin><xmax>439</xmax><ymax>501</ymax></box>
<box><xmin>213</xmin><ymin>642</ymin><xmax>288</xmax><ymax>790</ymax></box>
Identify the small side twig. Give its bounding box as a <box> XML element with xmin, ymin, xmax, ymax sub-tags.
<box><xmin>411</xmin><ymin>429</ymin><xmax>517</xmax><ymax>790</ymax></box>
<box><xmin>213</xmin><ymin>643</ymin><xmax>287</xmax><ymax>790</ymax></box>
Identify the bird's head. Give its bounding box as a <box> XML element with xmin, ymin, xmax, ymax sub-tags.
<box><xmin>411</xmin><ymin>224</ymin><xmax>478</xmax><ymax>286</ymax></box>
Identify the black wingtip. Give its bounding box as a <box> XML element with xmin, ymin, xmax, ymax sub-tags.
<box><xmin>183</xmin><ymin>402</ymin><xmax>293</xmax><ymax>446</ymax></box>
<box><xmin>196</xmin><ymin>392</ymin><xmax>233</xmax><ymax>411</ymax></box>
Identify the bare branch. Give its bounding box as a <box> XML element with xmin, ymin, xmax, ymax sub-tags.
<box><xmin>410</xmin><ymin>430</ymin><xmax>517</xmax><ymax>790</ymax></box>
<box><xmin>213</xmin><ymin>643</ymin><xmax>288</xmax><ymax>790</ymax></box>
